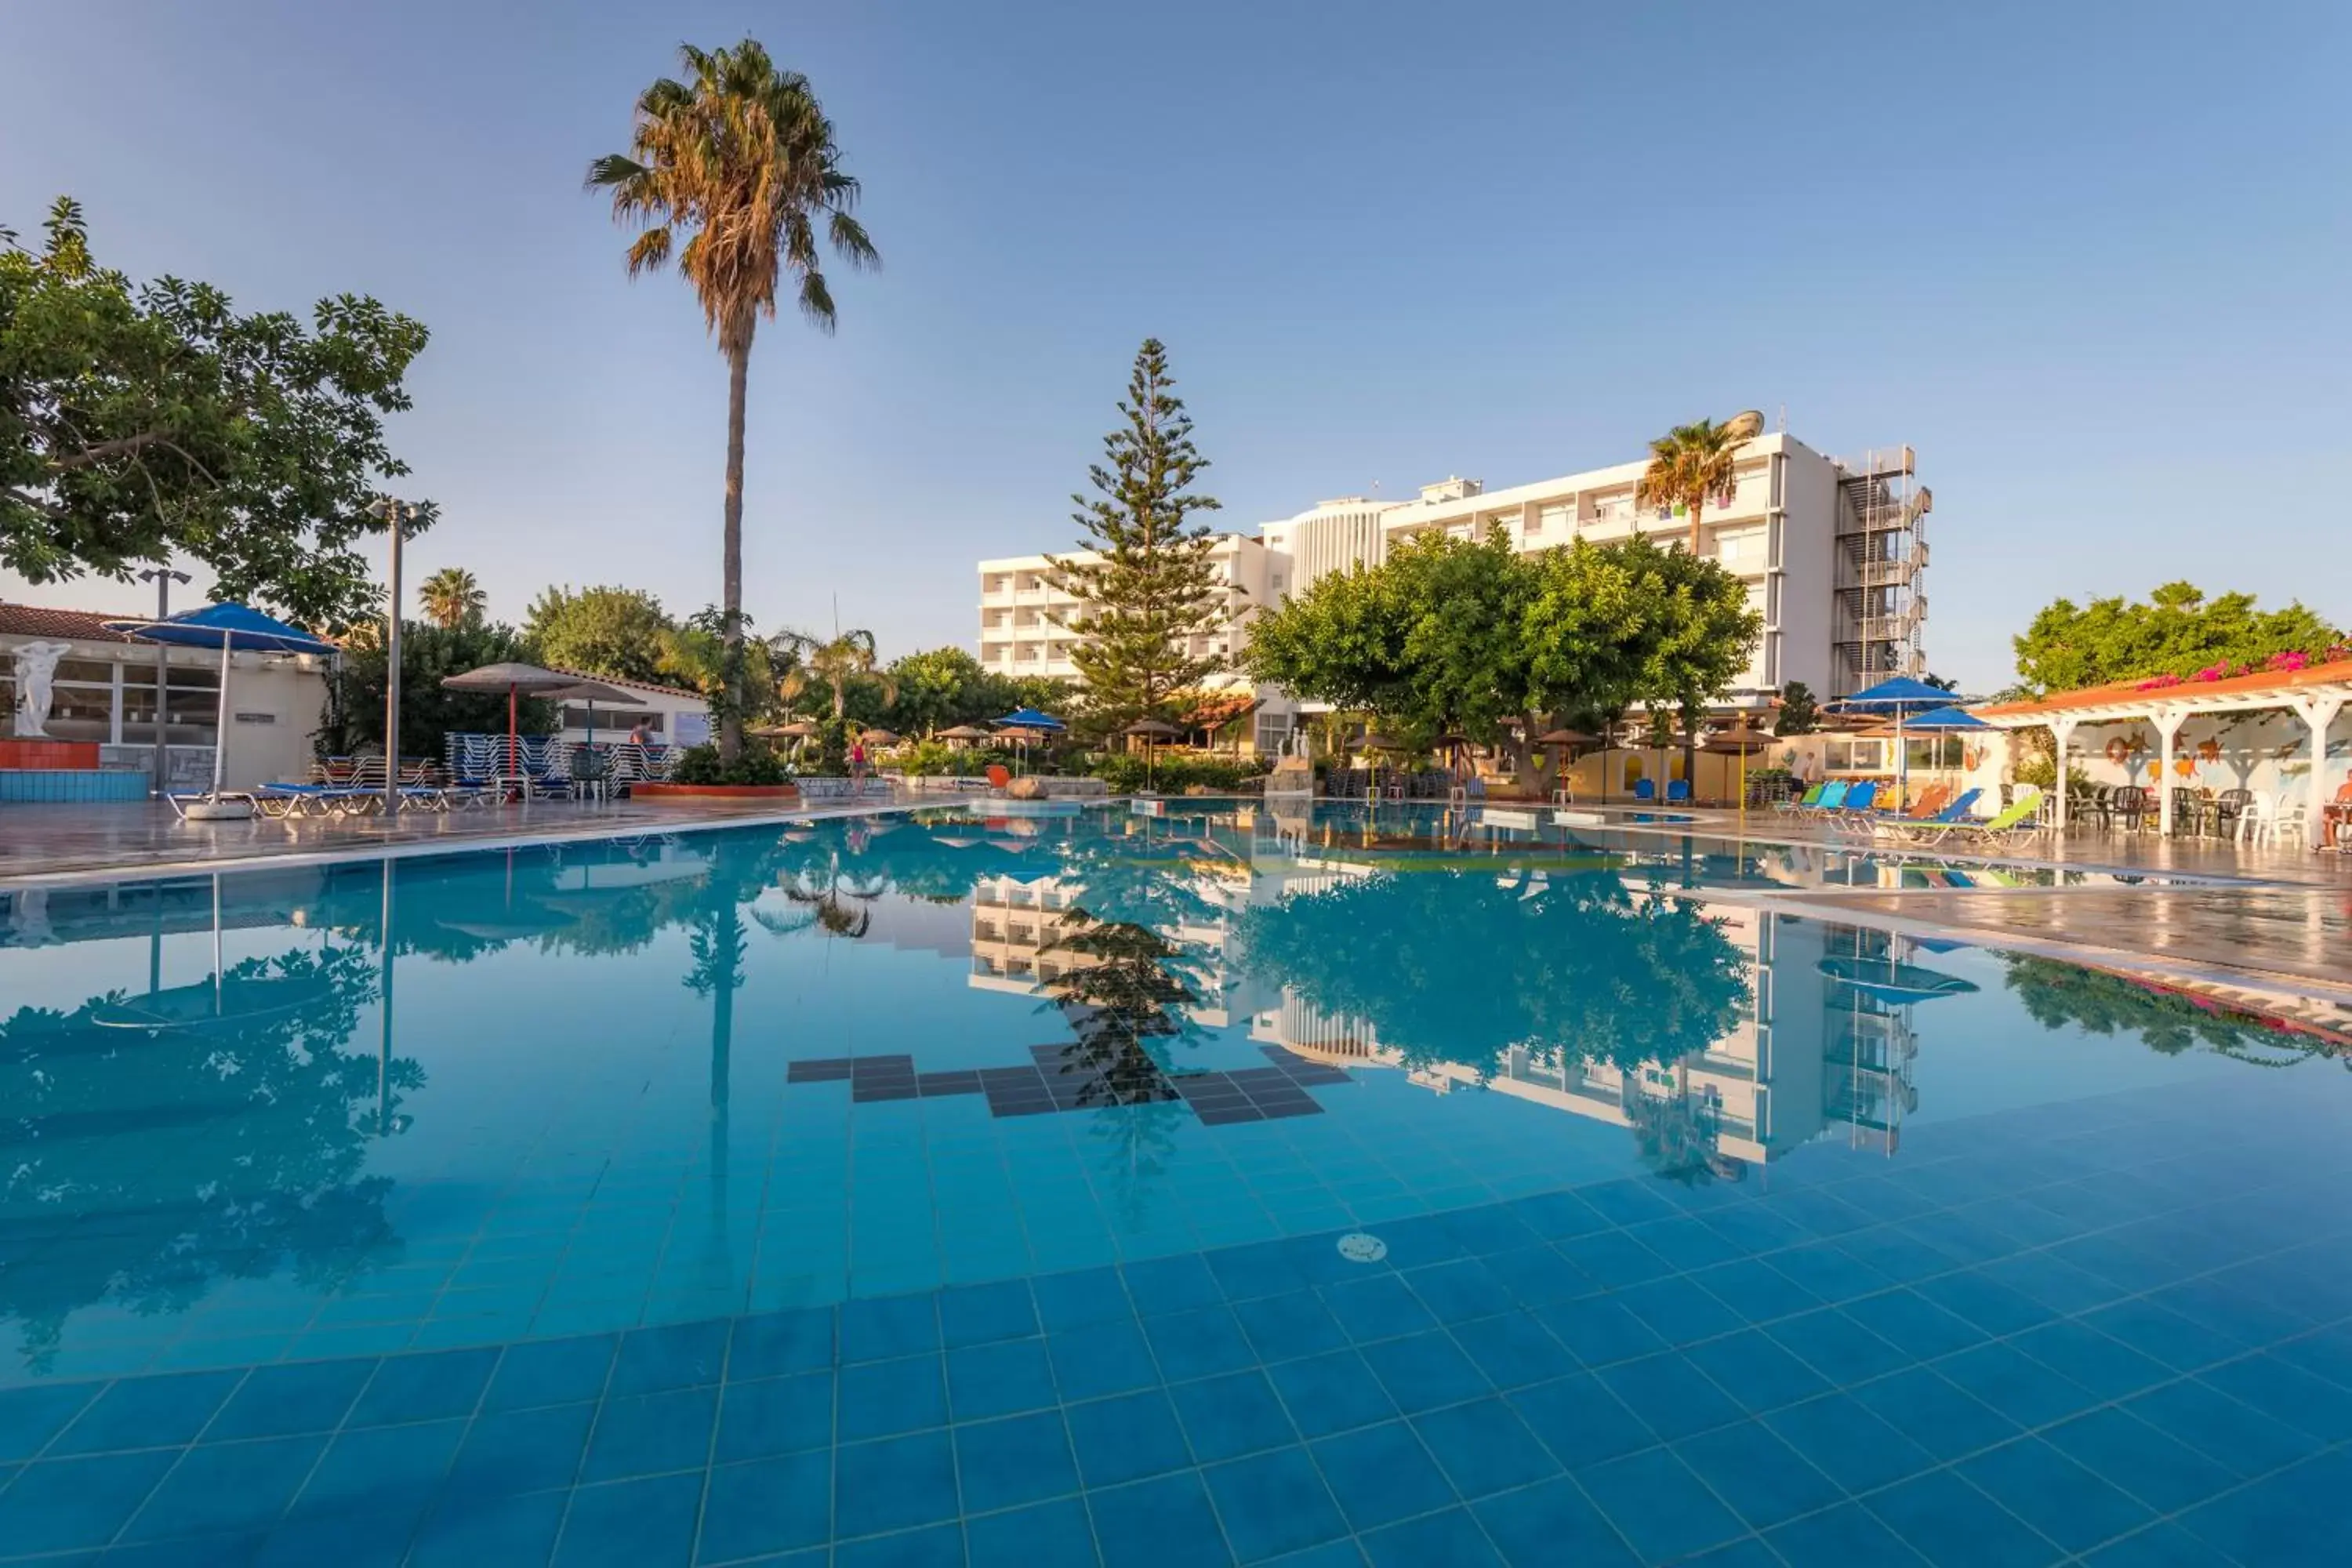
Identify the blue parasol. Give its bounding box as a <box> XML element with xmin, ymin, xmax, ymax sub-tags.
<box><xmin>1898</xmin><ymin>705</ymin><xmax>1991</xmax><ymax>732</ymax></box>
<box><xmin>993</xmin><ymin>707</ymin><xmax>1066</xmax><ymax>731</ymax></box>
<box><xmin>107</xmin><ymin>603</ymin><xmax>335</xmax><ymax>804</ymax></box>
<box><xmin>1827</xmin><ymin>681</ymin><xmax>1979</xmax><ymax>808</ymax></box>
<box><xmin>1829</xmin><ymin>677</ymin><xmax>1959</xmax><ymax>713</ymax></box>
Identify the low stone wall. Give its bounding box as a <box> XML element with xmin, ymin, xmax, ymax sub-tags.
<box><xmin>796</xmin><ymin>776</ymin><xmax>900</xmax><ymax>802</ymax></box>
<box><xmin>891</xmin><ymin>774</ymin><xmax>1109</xmax><ymax>799</ymax></box>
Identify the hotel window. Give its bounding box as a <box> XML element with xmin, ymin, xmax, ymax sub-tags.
<box><xmin>1823</xmin><ymin>739</ymin><xmax>1887</xmax><ymax>772</ymax></box>
<box><xmin>1537</xmin><ymin>503</ymin><xmax>1570</xmax><ymax>535</ymax></box>
<box><xmin>565</xmin><ymin>706</ymin><xmax>659</xmax><ymax>734</ymax></box>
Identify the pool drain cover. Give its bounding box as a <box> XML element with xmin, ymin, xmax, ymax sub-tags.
<box><xmin>1338</xmin><ymin>1232</ymin><xmax>1388</xmax><ymax>1263</ymax></box>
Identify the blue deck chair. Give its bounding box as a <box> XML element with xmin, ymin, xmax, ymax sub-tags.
<box><xmin>1778</xmin><ymin>782</ymin><xmax>1826</xmax><ymax>815</ymax></box>
<box><xmin>1633</xmin><ymin>778</ymin><xmax>1657</xmax><ymax>801</ymax></box>
<box><xmin>1798</xmin><ymin>779</ymin><xmax>1851</xmax><ymax>818</ymax></box>
<box><xmin>1822</xmin><ymin>781</ymin><xmax>1879</xmax><ymax>832</ymax></box>
<box><xmin>1664</xmin><ymin>779</ymin><xmax>1691</xmax><ymax>804</ymax></box>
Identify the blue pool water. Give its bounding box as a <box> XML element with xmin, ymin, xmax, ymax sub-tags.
<box><xmin>2</xmin><ymin>803</ymin><xmax>2348</xmax><ymax>1565</ymax></box>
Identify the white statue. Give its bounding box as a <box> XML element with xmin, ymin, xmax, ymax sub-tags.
<box><xmin>11</xmin><ymin>641</ymin><xmax>74</xmax><ymax>738</ymax></box>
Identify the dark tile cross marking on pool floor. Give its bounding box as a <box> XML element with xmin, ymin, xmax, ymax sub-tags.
<box><xmin>786</xmin><ymin>1044</ymin><xmax>1353</xmax><ymax>1124</ymax></box>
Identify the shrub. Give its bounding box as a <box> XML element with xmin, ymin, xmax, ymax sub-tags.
<box><xmin>671</xmin><ymin>741</ymin><xmax>793</xmax><ymax>786</ymax></box>
<box><xmin>895</xmin><ymin>739</ymin><xmax>1014</xmax><ymax>778</ymax></box>
<box><xmin>2013</xmin><ymin>754</ymin><xmax>2089</xmax><ymax>791</ymax></box>
<box><xmin>1084</xmin><ymin>751</ymin><xmax>1265</xmax><ymax>794</ymax></box>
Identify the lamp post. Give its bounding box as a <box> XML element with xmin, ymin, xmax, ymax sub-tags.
<box><xmin>369</xmin><ymin>498</ymin><xmax>423</xmax><ymax>814</ymax></box>
<box><xmin>135</xmin><ymin>566</ymin><xmax>191</xmax><ymax>799</ymax></box>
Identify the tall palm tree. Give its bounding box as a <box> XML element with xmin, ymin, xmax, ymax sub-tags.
<box><xmin>417</xmin><ymin>567</ymin><xmax>485</xmax><ymax>630</ymax></box>
<box><xmin>588</xmin><ymin>40</ymin><xmax>879</xmax><ymax>763</ymax></box>
<box><xmin>773</xmin><ymin>627</ymin><xmax>896</xmax><ymax>719</ymax></box>
<box><xmin>1635</xmin><ymin>417</ymin><xmax>1748</xmax><ymax>556</ymax></box>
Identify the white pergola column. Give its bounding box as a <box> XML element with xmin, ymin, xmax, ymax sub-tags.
<box><xmin>2049</xmin><ymin>717</ymin><xmax>2079</xmax><ymax>832</ymax></box>
<box><xmin>2153</xmin><ymin>706</ymin><xmax>2187</xmax><ymax>835</ymax></box>
<box><xmin>2293</xmin><ymin>696</ymin><xmax>2343</xmax><ymax>851</ymax></box>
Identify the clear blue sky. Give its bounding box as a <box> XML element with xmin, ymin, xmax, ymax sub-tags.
<box><xmin>4</xmin><ymin>0</ymin><xmax>2344</xmax><ymax>690</ymax></box>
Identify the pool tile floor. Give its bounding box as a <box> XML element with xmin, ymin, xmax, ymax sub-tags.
<box><xmin>2</xmin><ymin>1071</ymin><xmax>2350</xmax><ymax>1565</ymax></box>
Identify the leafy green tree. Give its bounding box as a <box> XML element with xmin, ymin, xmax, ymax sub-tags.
<box><xmin>1239</xmin><ymin>557</ymin><xmax>1410</xmax><ymax>717</ymax></box>
<box><xmin>1389</xmin><ymin>529</ymin><xmax>1540</xmax><ymax>753</ymax></box>
<box><xmin>1774</xmin><ymin>679</ymin><xmax>1821</xmax><ymax>735</ymax></box>
<box><xmin>880</xmin><ymin>645</ymin><xmax>1049</xmax><ymax>735</ymax></box>
<box><xmin>1635</xmin><ymin>416</ymin><xmax>1750</xmax><ymax>555</ymax></box>
<box><xmin>590</xmin><ymin>39</ymin><xmax>878</xmax><ymax>764</ymax></box>
<box><xmin>524</xmin><ymin>584</ymin><xmax>677</xmax><ymax>684</ymax></box>
<box><xmin>2013</xmin><ymin>582</ymin><xmax>2344</xmax><ymax>696</ymax></box>
<box><xmin>1047</xmin><ymin>339</ymin><xmax>1226</xmax><ymax>731</ymax></box>
<box><xmin>2</xmin><ymin>198</ymin><xmax>430</xmax><ymax>626</ymax></box>
<box><xmin>1247</xmin><ymin>529</ymin><xmax>1540</xmax><ymax>771</ymax></box>
<box><xmin>322</xmin><ymin>620</ymin><xmax>553</xmax><ymax>760</ymax></box>
<box><xmin>1623</xmin><ymin>535</ymin><xmax>1766</xmax><ymax>782</ymax></box>
<box><xmin>418</xmin><ymin>567</ymin><xmax>485</xmax><ymax>630</ymax></box>
<box><xmin>656</xmin><ymin>604</ymin><xmax>779</xmax><ymax>728</ymax></box>
<box><xmin>1250</xmin><ymin>532</ymin><xmax>1761</xmax><ymax>791</ymax></box>
<box><xmin>773</xmin><ymin>627</ymin><xmax>896</xmax><ymax>720</ymax></box>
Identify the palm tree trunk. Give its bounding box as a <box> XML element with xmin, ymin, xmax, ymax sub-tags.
<box><xmin>1684</xmin><ymin>495</ymin><xmax>1704</xmax><ymax>793</ymax></box>
<box><xmin>720</xmin><ymin>339</ymin><xmax>750</xmax><ymax>763</ymax></box>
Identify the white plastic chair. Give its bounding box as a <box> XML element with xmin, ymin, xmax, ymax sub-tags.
<box><xmin>2235</xmin><ymin>793</ymin><xmax>2297</xmax><ymax>848</ymax></box>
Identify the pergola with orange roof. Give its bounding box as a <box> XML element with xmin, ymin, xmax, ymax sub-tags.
<box><xmin>1973</xmin><ymin>656</ymin><xmax>2351</xmax><ymax>844</ymax></box>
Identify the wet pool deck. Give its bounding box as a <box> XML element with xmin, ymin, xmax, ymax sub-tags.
<box><xmin>5</xmin><ymin>797</ymin><xmax>2347</xmax><ymax>1008</ymax></box>
<box><xmin>1635</xmin><ymin>808</ymin><xmax>2352</xmax><ymax>890</ymax></box>
<box><xmin>0</xmin><ymin>795</ymin><xmax>938</xmax><ymax>886</ymax></box>
<box><xmin>1621</xmin><ymin>810</ymin><xmax>2352</xmax><ymax>1009</ymax></box>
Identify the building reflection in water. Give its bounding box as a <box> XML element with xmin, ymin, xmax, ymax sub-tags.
<box><xmin>989</xmin><ymin>802</ymin><xmax>1954</xmax><ymax>1185</ymax></box>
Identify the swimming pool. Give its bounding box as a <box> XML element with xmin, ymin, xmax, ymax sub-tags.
<box><xmin>2</xmin><ymin>803</ymin><xmax>2346</xmax><ymax>1565</ymax></box>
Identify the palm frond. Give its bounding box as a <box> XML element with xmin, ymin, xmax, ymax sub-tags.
<box><xmin>583</xmin><ymin>153</ymin><xmax>648</xmax><ymax>191</ymax></box>
<box><xmin>590</xmin><ymin>38</ymin><xmax>877</xmax><ymax>348</ymax></box>
<box><xmin>625</xmin><ymin>227</ymin><xmax>674</xmax><ymax>274</ymax></box>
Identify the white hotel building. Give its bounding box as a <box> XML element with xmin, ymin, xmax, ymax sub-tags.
<box><xmin>977</xmin><ymin>432</ymin><xmax>1929</xmax><ymax>751</ymax></box>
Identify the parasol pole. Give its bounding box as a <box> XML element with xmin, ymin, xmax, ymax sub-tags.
<box><xmin>211</xmin><ymin>628</ymin><xmax>234</xmax><ymax>800</ymax></box>
<box><xmin>1896</xmin><ymin>710</ymin><xmax>1908</xmax><ymax>810</ymax></box>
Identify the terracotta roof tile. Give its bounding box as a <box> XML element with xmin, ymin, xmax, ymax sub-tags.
<box><xmin>0</xmin><ymin>604</ymin><xmax>140</xmax><ymax>643</ymax></box>
<box><xmin>1974</xmin><ymin>656</ymin><xmax>2352</xmax><ymax>720</ymax></box>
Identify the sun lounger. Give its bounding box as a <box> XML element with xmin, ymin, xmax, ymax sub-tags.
<box><xmin>1817</xmin><ymin>781</ymin><xmax>1878</xmax><ymax>828</ymax></box>
<box><xmin>1777</xmin><ymin>782</ymin><xmax>1827</xmax><ymax>815</ymax></box>
<box><xmin>1898</xmin><ymin>792</ymin><xmax>2044</xmax><ymax>844</ymax></box>
<box><xmin>1867</xmin><ymin>788</ymin><xmax>1983</xmax><ymax>840</ymax></box>
<box><xmin>1795</xmin><ymin>780</ymin><xmax>1851</xmax><ymax>818</ymax></box>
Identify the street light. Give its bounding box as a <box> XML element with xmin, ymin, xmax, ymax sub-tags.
<box><xmin>368</xmin><ymin>497</ymin><xmax>425</xmax><ymax>815</ymax></box>
<box><xmin>135</xmin><ymin>566</ymin><xmax>191</xmax><ymax>799</ymax></box>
